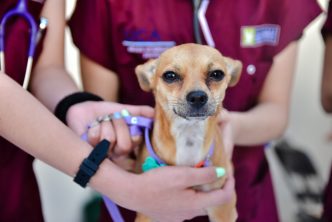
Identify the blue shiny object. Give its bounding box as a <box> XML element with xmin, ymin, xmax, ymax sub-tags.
<box><xmin>142</xmin><ymin>156</ymin><xmax>167</xmax><ymax>172</ymax></box>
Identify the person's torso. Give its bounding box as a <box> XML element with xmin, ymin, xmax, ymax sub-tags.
<box><xmin>104</xmin><ymin>0</ymin><xmax>298</xmax><ymax>111</ymax></box>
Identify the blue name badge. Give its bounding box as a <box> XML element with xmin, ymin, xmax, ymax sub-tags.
<box><xmin>241</xmin><ymin>24</ymin><xmax>280</xmax><ymax>47</ymax></box>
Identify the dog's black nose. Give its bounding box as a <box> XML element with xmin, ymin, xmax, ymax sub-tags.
<box><xmin>186</xmin><ymin>91</ymin><xmax>208</xmax><ymax>109</ymax></box>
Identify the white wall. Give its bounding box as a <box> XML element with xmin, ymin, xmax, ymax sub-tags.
<box><xmin>34</xmin><ymin>1</ymin><xmax>332</xmax><ymax>221</ymax></box>
<box><xmin>268</xmin><ymin>0</ymin><xmax>331</xmax><ymax>221</ymax></box>
<box><xmin>287</xmin><ymin>0</ymin><xmax>330</xmax><ymax>179</ymax></box>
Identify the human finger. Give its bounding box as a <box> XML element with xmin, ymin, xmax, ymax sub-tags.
<box><xmin>121</xmin><ymin>105</ymin><xmax>154</xmax><ymax>118</ymax></box>
<box><xmin>112</xmin><ymin>156</ymin><xmax>136</xmax><ymax>171</ymax></box>
<box><xmin>99</xmin><ymin>117</ymin><xmax>116</xmax><ymax>155</ymax></box>
<box><xmin>66</xmin><ymin>103</ymin><xmax>92</xmax><ymax>136</ymax></box>
<box><xmin>131</xmin><ymin>135</ymin><xmax>143</xmax><ymax>148</ymax></box>
<box><xmin>221</xmin><ymin>125</ymin><xmax>234</xmax><ymax>159</ymax></box>
<box><xmin>94</xmin><ymin>102</ymin><xmax>154</xmax><ymax>118</ymax></box>
<box><xmin>87</xmin><ymin>120</ymin><xmax>101</xmax><ymax>146</ymax></box>
<box><xmin>196</xmin><ymin>175</ymin><xmax>235</xmax><ymax>208</ymax></box>
<box><xmin>167</xmin><ymin>167</ymin><xmax>226</xmax><ymax>188</ymax></box>
<box><xmin>112</xmin><ymin>112</ymin><xmax>133</xmax><ymax>156</ymax></box>
<box><xmin>217</xmin><ymin>108</ymin><xmax>230</xmax><ymax>124</ymax></box>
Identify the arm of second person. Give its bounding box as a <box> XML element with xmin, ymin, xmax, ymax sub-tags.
<box><xmin>29</xmin><ymin>0</ymin><xmax>78</xmax><ymax>112</ymax></box>
<box><xmin>321</xmin><ymin>36</ymin><xmax>332</xmax><ymax>113</ymax></box>
<box><xmin>29</xmin><ymin>0</ymin><xmax>142</xmax><ymax>153</ymax></box>
<box><xmin>80</xmin><ymin>54</ymin><xmax>120</xmax><ymax>101</ymax></box>
<box><xmin>219</xmin><ymin>41</ymin><xmax>298</xmax><ymax>153</ymax></box>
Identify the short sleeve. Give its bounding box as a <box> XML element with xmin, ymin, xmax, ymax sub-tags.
<box><xmin>322</xmin><ymin>1</ymin><xmax>332</xmax><ymax>39</ymax></box>
<box><xmin>275</xmin><ymin>0</ymin><xmax>322</xmax><ymax>55</ymax></box>
<box><xmin>68</xmin><ymin>0</ymin><xmax>114</xmax><ymax>70</ymax></box>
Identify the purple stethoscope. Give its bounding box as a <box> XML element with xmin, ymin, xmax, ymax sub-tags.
<box><xmin>0</xmin><ymin>0</ymin><xmax>48</xmax><ymax>89</ymax></box>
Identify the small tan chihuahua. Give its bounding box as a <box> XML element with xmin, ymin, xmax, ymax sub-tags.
<box><xmin>135</xmin><ymin>43</ymin><xmax>242</xmax><ymax>222</ymax></box>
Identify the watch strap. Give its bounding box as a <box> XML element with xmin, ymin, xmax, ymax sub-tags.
<box><xmin>74</xmin><ymin>139</ymin><xmax>110</xmax><ymax>188</ymax></box>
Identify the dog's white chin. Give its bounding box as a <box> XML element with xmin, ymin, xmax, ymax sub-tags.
<box><xmin>173</xmin><ymin>108</ymin><xmax>212</xmax><ymax>121</ymax></box>
<box><xmin>177</xmin><ymin>114</ymin><xmax>209</xmax><ymax>121</ymax></box>
<box><xmin>186</xmin><ymin>116</ymin><xmax>207</xmax><ymax>121</ymax></box>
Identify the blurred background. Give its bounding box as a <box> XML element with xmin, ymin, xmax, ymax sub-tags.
<box><xmin>33</xmin><ymin>0</ymin><xmax>331</xmax><ymax>221</ymax></box>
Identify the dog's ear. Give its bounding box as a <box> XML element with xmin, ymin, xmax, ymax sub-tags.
<box><xmin>224</xmin><ymin>57</ymin><xmax>242</xmax><ymax>87</ymax></box>
<box><xmin>135</xmin><ymin>59</ymin><xmax>158</xmax><ymax>92</ymax></box>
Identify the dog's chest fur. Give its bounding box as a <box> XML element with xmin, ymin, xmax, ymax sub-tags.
<box><xmin>170</xmin><ymin>117</ymin><xmax>207</xmax><ymax>166</ymax></box>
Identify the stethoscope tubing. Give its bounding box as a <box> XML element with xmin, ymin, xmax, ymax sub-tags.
<box><xmin>0</xmin><ymin>0</ymin><xmax>40</xmax><ymax>89</ymax></box>
<box><xmin>192</xmin><ymin>0</ymin><xmax>215</xmax><ymax>47</ymax></box>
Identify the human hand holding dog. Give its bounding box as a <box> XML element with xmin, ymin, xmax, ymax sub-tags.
<box><xmin>66</xmin><ymin>101</ymin><xmax>154</xmax><ymax>159</ymax></box>
<box><xmin>65</xmin><ymin>99</ymin><xmax>236</xmax><ymax>222</ymax></box>
<box><xmin>99</xmin><ymin>164</ymin><xmax>235</xmax><ymax>222</ymax></box>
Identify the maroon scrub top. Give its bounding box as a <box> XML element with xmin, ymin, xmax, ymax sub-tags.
<box><xmin>69</xmin><ymin>1</ymin><xmax>321</xmax><ymax>221</ymax></box>
<box><xmin>321</xmin><ymin>2</ymin><xmax>332</xmax><ymax>221</ymax></box>
<box><xmin>0</xmin><ymin>0</ymin><xmax>45</xmax><ymax>221</ymax></box>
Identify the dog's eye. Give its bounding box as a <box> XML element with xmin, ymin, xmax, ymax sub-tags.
<box><xmin>208</xmin><ymin>70</ymin><xmax>225</xmax><ymax>81</ymax></box>
<box><xmin>162</xmin><ymin>71</ymin><xmax>181</xmax><ymax>83</ymax></box>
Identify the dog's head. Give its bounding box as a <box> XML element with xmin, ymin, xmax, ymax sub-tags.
<box><xmin>135</xmin><ymin>43</ymin><xmax>242</xmax><ymax>120</ymax></box>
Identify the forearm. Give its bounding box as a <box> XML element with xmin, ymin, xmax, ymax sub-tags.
<box><xmin>229</xmin><ymin>42</ymin><xmax>297</xmax><ymax>147</ymax></box>
<box><xmin>0</xmin><ymin>74</ymin><xmax>85</xmax><ymax>175</ymax></box>
<box><xmin>321</xmin><ymin>87</ymin><xmax>332</xmax><ymax>113</ymax></box>
<box><xmin>80</xmin><ymin>54</ymin><xmax>119</xmax><ymax>101</ymax></box>
<box><xmin>230</xmin><ymin>102</ymin><xmax>288</xmax><ymax>146</ymax></box>
<box><xmin>30</xmin><ymin>66</ymin><xmax>78</xmax><ymax>112</ymax></box>
<box><xmin>321</xmin><ymin>36</ymin><xmax>332</xmax><ymax>113</ymax></box>
<box><xmin>0</xmin><ymin>74</ymin><xmax>132</xmax><ymax>198</ymax></box>
<box><xmin>29</xmin><ymin>0</ymin><xmax>79</xmax><ymax>112</ymax></box>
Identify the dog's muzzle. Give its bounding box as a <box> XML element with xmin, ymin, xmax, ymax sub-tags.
<box><xmin>173</xmin><ymin>90</ymin><xmax>215</xmax><ymax>119</ymax></box>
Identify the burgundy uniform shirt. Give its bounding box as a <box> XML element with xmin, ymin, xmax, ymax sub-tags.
<box><xmin>322</xmin><ymin>2</ymin><xmax>332</xmax><ymax>221</ymax></box>
<box><xmin>69</xmin><ymin>1</ymin><xmax>321</xmax><ymax>221</ymax></box>
<box><xmin>0</xmin><ymin>0</ymin><xmax>45</xmax><ymax>221</ymax></box>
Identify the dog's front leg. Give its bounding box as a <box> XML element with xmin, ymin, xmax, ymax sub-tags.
<box><xmin>207</xmin><ymin>195</ymin><xmax>237</xmax><ymax>222</ymax></box>
<box><xmin>135</xmin><ymin>213</ymin><xmax>153</xmax><ymax>222</ymax></box>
